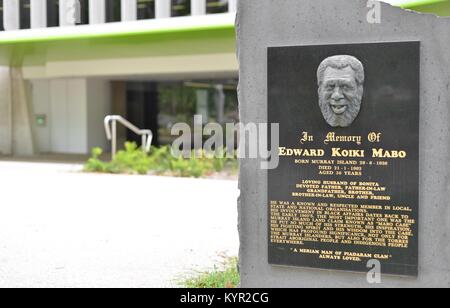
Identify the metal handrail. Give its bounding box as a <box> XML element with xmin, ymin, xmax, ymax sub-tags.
<box><xmin>104</xmin><ymin>115</ymin><xmax>153</xmax><ymax>159</ymax></box>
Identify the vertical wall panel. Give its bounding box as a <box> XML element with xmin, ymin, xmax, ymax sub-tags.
<box><xmin>3</xmin><ymin>0</ymin><xmax>20</xmax><ymax>30</ymax></box>
<box><xmin>31</xmin><ymin>80</ymin><xmax>51</xmax><ymax>153</ymax></box>
<box><xmin>191</xmin><ymin>0</ymin><xmax>205</xmax><ymax>16</ymax></box>
<box><xmin>89</xmin><ymin>0</ymin><xmax>106</xmax><ymax>24</ymax></box>
<box><xmin>30</xmin><ymin>0</ymin><xmax>47</xmax><ymax>28</ymax></box>
<box><xmin>59</xmin><ymin>0</ymin><xmax>77</xmax><ymax>26</ymax></box>
<box><xmin>155</xmin><ymin>0</ymin><xmax>170</xmax><ymax>18</ymax></box>
<box><xmin>50</xmin><ymin>80</ymin><xmax>68</xmax><ymax>152</ymax></box>
<box><xmin>228</xmin><ymin>0</ymin><xmax>236</xmax><ymax>12</ymax></box>
<box><xmin>49</xmin><ymin>79</ymin><xmax>88</xmax><ymax>154</ymax></box>
<box><xmin>67</xmin><ymin>79</ymin><xmax>88</xmax><ymax>154</ymax></box>
<box><xmin>121</xmin><ymin>0</ymin><xmax>137</xmax><ymax>21</ymax></box>
<box><xmin>87</xmin><ymin>79</ymin><xmax>112</xmax><ymax>151</ymax></box>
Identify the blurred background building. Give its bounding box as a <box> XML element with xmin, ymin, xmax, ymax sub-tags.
<box><xmin>0</xmin><ymin>0</ymin><xmax>448</xmax><ymax>157</ymax></box>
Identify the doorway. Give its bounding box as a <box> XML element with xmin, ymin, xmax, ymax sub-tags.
<box><xmin>126</xmin><ymin>82</ymin><xmax>160</xmax><ymax>147</ymax></box>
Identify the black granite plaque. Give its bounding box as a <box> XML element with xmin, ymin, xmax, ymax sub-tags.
<box><xmin>268</xmin><ymin>42</ymin><xmax>420</xmax><ymax>277</ymax></box>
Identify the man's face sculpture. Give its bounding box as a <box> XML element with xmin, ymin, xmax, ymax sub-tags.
<box><xmin>317</xmin><ymin>55</ymin><xmax>364</xmax><ymax>128</ymax></box>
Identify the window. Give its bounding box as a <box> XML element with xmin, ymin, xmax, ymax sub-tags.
<box><xmin>156</xmin><ymin>80</ymin><xmax>238</xmax><ymax>145</ymax></box>
<box><xmin>47</xmin><ymin>0</ymin><xmax>59</xmax><ymax>27</ymax></box>
<box><xmin>137</xmin><ymin>0</ymin><xmax>155</xmax><ymax>20</ymax></box>
<box><xmin>121</xmin><ymin>79</ymin><xmax>238</xmax><ymax>147</ymax></box>
<box><xmin>20</xmin><ymin>0</ymin><xmax>31</xmax><ymax>29</ymax></box>
<box><xmin>171</xmin><ymin>0</ymin><xmax>190</xmax><ymax>17</ymax></box>
<box><xmin>0</xmin><ymin>0</ymin><xmax>4</xmax><ymax>31</ymax></box>
<box><xmin>106</xmin><ymin>0</ymin><xmax>121</xmax><ymax>22</ymax></box>
<box><xmin>206</xmin><ymin>0</ymin><xmax>228</xmax><ymax>14</ymax></box>
<box><xmin>77</xmin><ymin>0</ymin><xmax>89</xmax><ymax>25</ymax></box>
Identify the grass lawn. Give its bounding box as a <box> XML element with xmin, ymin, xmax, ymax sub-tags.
<box><xmin>180</xmin><ymin>257</ymin><xmax>240</xmax><ymax>288</ymax></box>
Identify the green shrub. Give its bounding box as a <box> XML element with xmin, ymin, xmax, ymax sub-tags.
<box><xmin>84</xmin><ymin>147</ymin><xmax>108</xmax><ymax>173</ymax></box>
<box><xmin>188</xmin><ymin>157</ymin><xmax>208</xmax><ymax>178</ymax></box>
<box><xmin>110</xmin><ymin>142</ymin><xmax>151</xmax><ymax>175</ymax></box>
<box><xmin>171</xmin><ymin>156</ymin><xmax>190</xmax><ymax>177</ymax></box>
<box><xmin>180</xmin><ymin>257</ymin><xmax>240</xmax><ymax>288</ymax></box>
<box><xmin>84</xmin><ymin>143</ymin><xmax>239</xmax><ymax>178</ymax></box>
<box><xmin>148</xmin><ymin>146</ymin><xmax>173</xmax><ymax>174</ymax></box>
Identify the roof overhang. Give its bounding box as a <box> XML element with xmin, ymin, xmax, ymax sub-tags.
<box><xmin>0</xmin><ymin>13</ymin><xmax>236</xmax><ymax>68</ymax></box>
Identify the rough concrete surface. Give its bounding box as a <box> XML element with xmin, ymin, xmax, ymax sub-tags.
<box><xmin>237</xmin><ymin>0</ymin><xmax>450</xmax><ymax>287</ymax></box>
<box><xmin>0</xmin><ymin>161</ymin><xmax>239</xmax><ymax>288</ymax></box>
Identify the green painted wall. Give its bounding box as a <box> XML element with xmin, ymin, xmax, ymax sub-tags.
<box><xmin>0</xmin><ymin>24</ymin><xmax>236</xmax><ymax>67</ymax></box>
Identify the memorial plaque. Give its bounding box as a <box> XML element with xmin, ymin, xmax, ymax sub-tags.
<box><xmin>268</xmin><ymin>42</ymin><xmax>420</xmax><ymax>276</ymax></box>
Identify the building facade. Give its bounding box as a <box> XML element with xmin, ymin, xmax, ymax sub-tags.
<box><xmin>0</xmin><ymin>0</ymin><xmax>448</xmax><ymax>156</ymax></box>
<box><xmin>0</xmin><ymin>0</ymin><xmax>238</xmax><ymax>156</ymax></box>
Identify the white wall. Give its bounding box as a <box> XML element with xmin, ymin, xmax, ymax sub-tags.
<box><xmin>49</xmin><ymin>79</ymin><xmax>87</xmax><ymax>154</ymax></box>
<box><xmin>87</xmin><ymin>79</ymin><xmax>111</xmax><ymax>151</ymax></box>
<box><xmin>89</xmin><ymin>0</ymin><xmax>106</xmax><ymax>24</ymax></box>
<box><xmin>32</xmin><ymin>80</ymin><xmax>51</xmax><ymax>152</ymax></box>
<box><xmin>122</xmin><ymin>0</ymin><xmax>138</xmax><ymax>21</ymax></box>
<box><xmin>31</xmin><ymin>0</ymin><xmax>47</xmax><ymax>28</ymax></box>
<box><xmin>32</xmin><ymin>78</ymin><xmax>90</xmax><ymax>154</ymax></box>
<box><xmin>32</xmin><ymin>78</ymin><xmax>112</xmax><ymax>154</ymax></box>
<box><xmin>3</xmin><ymin>0</ymin><xmax>20</xmax><ymax>30</ymax></box>
<box><xmin>59</xmin><ymin>0</ymin><xmax>78</xmax><ymax>27</ymax></box>
<box><xmin>65</xmin><ymin>79</ymin><xmax>88</xmax><ymax>154</ymax></box>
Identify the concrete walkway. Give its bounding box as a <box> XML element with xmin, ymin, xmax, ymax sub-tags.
<box><xmin>0</xmin><ymin>161</ymin><xmax>239</xmax><ymax>288</ymax></box>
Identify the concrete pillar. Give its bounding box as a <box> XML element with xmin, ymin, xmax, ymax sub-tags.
<box><xmin>11</xmin><ymin>68</ymin><xmax>36</xmax><ymax>156</ymax></box>
<box><xmin>228</xmin><ymin>0</ymin><xmax>237</xmax><ymax>13</ymax></box>
<box><xmin>121</xmin><ymin>0</ymin><xmax>137</xmax><ymax>21</ymax></box>
<box><xmin>31</xmin><ymin>0</ymin><xmax>47</xmax><ymax>28</ymax></box>
<box><xmin>59</xmin><ymin>0</ymin><xmax>78</xmax><ymax>27</ymax></box>
<box><xmin>89</xmin><ymin>0</ymin><xmax>106</xmax><ymax>24</ymax></box>
<box><xmin>155</xmin><ymin>0</ymin><xmax>171</xmax><ymax>18</ymax></box>
<box><xmin>3</xmin><ymin>0</ymin><xmax>20</xmax><ymax>30</ymax></box>
<box><xmin>237</xmin><ymin>0</ymin><xmax>450</xmax><ymax>288</ymax></box>
<box><xmin>0</xmin><ymin>67</ymin><xmax>12</xmax><ymax>156</ymax></box>
<box><xmin>0</xmin><ymin>68</ymin><xmax>36</xmax><ymax>156</ymax></box>
<box><xmin>191</xmin><ymin>0</ymin><xmax>206</xmax><ymax>16</ymax></box>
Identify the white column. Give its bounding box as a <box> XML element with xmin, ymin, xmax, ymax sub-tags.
<box><xmin>10</xmin><ymin>68</ymin><xmax>36</xmax><ymax>156</ymax></box>
<box><xmin>229</xmin><ymin>0</ymin><xmax>238</xmax><ymax>13</ymax></box>
<box><xmin>155</xmin><ymin>0</ymin><xmax>171</xmax><ymax>19</ymax></box>
<box><xmin>3</xmin><ymin>0</ymin><xmax>20</xmax><ymax>30</ymax></box>
<box><xmin>191</xmin><ymin>0</ymin><xmax>206</xmax><ymax>16</ymax></box>
<box><xmin>31</xmin><ymin>0</ymin><xmax>47</xmax><ymax>29</ymax></box>
<box><xmin>121</xmin><ymin>0</ymin><xmax>137</xmax><ymax>21</ymax></box>
<box><xmin>89</xmin><ymin>0</ymin><xmax>106</xmax><ymax>24</ymax></box>
<box><xmin>59</xmin><ymin>0</ymin><xmax>78</xmax><ymax>27</ymax></box>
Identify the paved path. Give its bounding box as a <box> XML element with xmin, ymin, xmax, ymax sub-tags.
<box><xmin>0</xmin><ymin>161</ymin><xmax>239</xmax><ymax>288</ymax></box>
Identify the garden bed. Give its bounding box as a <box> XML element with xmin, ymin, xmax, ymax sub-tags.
<box><xmin>84</xmin><ymin>142</ymin><xmax>239</xmax><ymax>179</ymax></box>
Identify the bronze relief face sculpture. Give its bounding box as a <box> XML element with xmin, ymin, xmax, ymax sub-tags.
<box><xmin>317</xmin><ymin>55</ymin><xmax>365</xmax><ymax>127</ymax></box>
